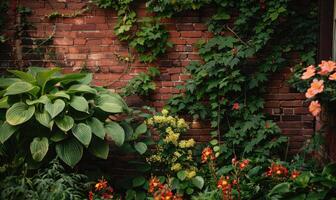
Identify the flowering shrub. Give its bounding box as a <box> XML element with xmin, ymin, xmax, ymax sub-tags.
<box><xmin>148</xmin><ymin>177</ymin><xmax>182</xmax><ymax>200</ymax></box>
<box><xmin>293</xmin><ymin>60</ymin><xmax>336</xmax><ymax>117</ymax></box>
<box><xmin>89</xmin><ymin>179</ymin><xmax>120</xmax><ymax>200</ymax></box>
<box><xmin>145</xmin><ymin>109</ymin><xmax>204</xmax><ymax>196</ymax></box>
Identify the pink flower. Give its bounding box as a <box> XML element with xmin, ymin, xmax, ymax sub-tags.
<box><xmin>318</xmin><ymin>60</ymin><xmax>336</xmax><ymax>75</ymax></box>
<box><xmin>305</xmin><ymin>79</ymin><xmax>324</xmax><ymax>98</ymax></box>
<box><xmin>309</xmin><ymin>101</ymin><xmax>321</xmax><ymax>117</ymax></box>
<box><xmin>301</xmin><ymin>65</ymin><xmax>315</xmax><ymax>80</ymax></box>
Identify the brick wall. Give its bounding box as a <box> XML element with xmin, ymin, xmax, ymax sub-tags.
<box><xmin>0</xmin><ymin>0</ymin><xmax>314</xmax><ymax>154</ymax></box>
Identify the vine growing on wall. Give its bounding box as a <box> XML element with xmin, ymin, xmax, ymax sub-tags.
<box><xmin>90</xmin><ymin>1</ymin><xmax>317</xmax><ymax>159</ymax></box>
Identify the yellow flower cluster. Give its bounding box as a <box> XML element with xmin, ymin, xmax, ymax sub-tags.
<box><xmin>178</xmin><ymin>139</ymin><xmax>196</xmax><ymax>148</ymax></box>
<box><xmin>146</xmin><ymin>154</ymin><xmax>163</xmax><ymax>163</ymax></box>
<box><xmin>163</xmin><ymin>127</ymin><xmax>180</xmax><ymax>145</ymax></box>
<box><xmin>145</xmin><ymin>109</ymin><xmax>189</xmax><ymax>130</ymax></box>
<box><xmin>170</xmin><ymin>163</ymin><xmax>182</xmax><ymax>172</ymax></box>
<box><xmin>186</xmin><ymin>167</ymin><xmax>197</xmax><ymax>179</ymax></box>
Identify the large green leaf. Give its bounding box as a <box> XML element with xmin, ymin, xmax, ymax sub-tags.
<box><xmin>26</xmin><ymin>95</ymin><xmax>50</xmax><ymax>105</ymax></box>
<box><xmin>56</xmin><ymin>138</ymin><xmax>83</xmax><ymax>168</ymax></box>
<box><xmin>8</xmin><ymin>70</ymin><xmax>36</xmax><ymax>83</ymax></box>
<box><xmin>55</xmin><ymin>115</ymin><xmax>74</xmax><ymax>132</ymax></box>
<box><xmin>0</xmin><ymin>96</ymin><xmax>9</xmax><ymax>108</ymax></box>
<box><xmin>134</xmin><ymin>142</ymin><xmax>147</xmax><ymax>155</ymax></box>
<box><xmin>36</xmin><ymin>68</ymin><xmax>60</xmax><ymax>93</ymax></box>
<box><xmin>87</xmin><ymin>117</ymin><xmax>105</xmax><ymax>139</ymax></box>
<box><xmin>45</xmin><ymin>99</ymin><xmax>65</xmax><ymax>118</ymax></box>
<box><xmin>68</xmin><ymin>84</ymin><xmax>97</xmax><ymax>94</ymax></box>
<box><xmin>268</xmin><ymin>182</ymin><xmax>290</xmax><ymax>197</ymax></box>
<box><xmin>96</xmin><ymin>94</ymin><xmax>124</xmax><ymax>113</ymax></box>
<box><xmin>30</xmin><ymin>137</ymin><xmax>49</xmax><ymax>162</ymax></box>
<box><xmin>72</xmin><ymin>123</ymin><xmax>92</xmax><ymax>147</ymax></box>
<box><xmin>0</xmin><ymin>122</ymin><xmax>18</xmax><ymax>143</ymax></box>
<box><xmin>6</xmin><ymin>102</ymin><xmax>35</xmax><ymax>125</ymax></box>
<box><xmin>50</xmin><ymin>131</ymin><xmax>68</xmax><ymax>142</ymax></box>
<box><xmin>35</xmin><ymin>110</ymin><xmax>53</xmax><ymax>129</ymax></box>
<box><xmin>105</xmin><ymin>122</ymin><xmax>125</xmax><ymax>146</ymax></box>
<box><xmin>48</xmin><ymin>91</ymin><xmax>70</xmax><ymax>100</ymax></box>
<box><xmin>4</xmin><ymin>81</ymin><xmax>35</xmax><ymax>96</ymax></box>
<box><xmin>0</xmin><ymin>78</ymin><xmax>21</xmax><ymax>88</ymax></box>
<box><xmin>70</xmin><ymin>96</ymin><xmax>89</xmax><ymax>113</ymax></box>
<box><xmin>132</xmin><ymin>176</ymin><xmax>146</xmax><ymax>187</ymax></box>
<box><xmin>89</xmin><ymin>137</ymin><xmax>109</xmax><ymax>159</ymax></box>
<box><xmin>192</xmin><ymin>176</ymin><xmax>205</xmax><ymax>189</ymax></box>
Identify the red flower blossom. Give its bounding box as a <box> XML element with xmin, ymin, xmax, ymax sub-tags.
<box><xmin>239</xmin><ymin>159</ymin><xmax>249</xmax><ymax>170</ymax></box>
<box><xmin>266</xmin><ymin>163</ymin><xmax>288</xmax><ymax>177</ymax></box>
<box><xmin>291</xmin><ymin>170</ymin><xmax>300</xmax><ymax>179</ymax></box>
<box><xmin>95</xmin><ymin>179</ymin><xmax>108</xmax><ymax>191</ymax></box>
<box><xmin>232</xmin><ymin>103</ymin><xmax>240</xmax><ymax>110</ymax></box>
<box><xmin>201</xmin><ymin>147</ymin><xmax>216</xmax><ymax>163</ymax></box>
<box><xmin>149</xmin><ymin>177</ymin><xmax>162</xmax><ymax>193</ymax></box>
<box><xmin>101</xmin><ymin>192</ymin><xmax>113</xmax><ymax>199</ymax></box>
<box><xmin>89</xmin><ymin>191</ymin><xmax>94</xmax><ymax>200</ymax></box>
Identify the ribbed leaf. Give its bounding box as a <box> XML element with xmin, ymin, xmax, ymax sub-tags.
<box><xmin>72</xmin><ymin>123</ymin><xmax>92</xmax><ymax>147</ymax></box>
<box><xmin>0</xmin><ymin>96</ymin><xmax>9</xmax><ymax>108</ymax></box>
<box><xmin>0</xmin><ymin>78</ymin><xmax>21</xmax><ymax>88</ymax></box>
<box><xmin>48</xmin><ymin>91</ymin><xmax>70</xmax><ymax>100</ymax></box>
<box><xmin>36</xmin><ymin>68</ymin><xmax>60</xmax><ymax>93</ymax></box>
<box><xmin>70</xmin><ymin>96</ymin><xmax>89</xmax><ymax>113</ymax></box>
<box><xmin>30</xmin><ymin>137</ymin><xmax>49</xmax><ymax>162</ymax></box>
<box><xmin>45</xmin><ymin>99</ymin><xmax>65</xmax><ymax>118</ymax></box>
<box><xmin>68</xmin><ymin>84</ymin><xmax>97</xmax><ymax>94</ymax></box>
<box><xmin>56</xmin><ymin>138</ymin><xmax>83</xmax><ymax>168</ymax></box>
<box><xmin>26</xmin><ymin>95</ymin><xmax>50</xmax><ymax>105</ymax></box>
<box><xmin>87</xmin><ymin>117</ymin><xmax>105</xmax><ymax>139</ymax></box>
<box><xmin>35</xmin><ymin>110</ymin><xmax>53</xmax><ymax>129</ymax></box>
<box><xmin>6</xmin><ymin>102</ymin><xmax>35</xmax><ymax>125</ymax></box>
<box><xmin>4</xmin><ymin>82</ymin><xmax>35</xmax><ymax>96</ymax></box>
<box><xmin>96</xmin><ymin>94</ymin><xmax>125</xmax><ymax>113</ymax></box>
<box><xmin>0</xmin><ymin>122</ymin><xmax>18</xmax><ymax>143</ymax></box>
<box><xmin>134</xmin><ymin>142</ymin><xmax>147</xmax><ymax>155</ymax></box>
<box><xmin>89</xmin><ymin>137</ymin><xmax>109</xmax><ymax>159</ymax></box>
<box><xmin>55</xmin><ymin>115</ymin><xmax>74</xmax><ymax>132</ymax></box>
<box><xmin>105</xmin><ymin>122</ymin><xmax>125</xmax><ymax>146</ymax></box>
<box><xmin>50</xmin><ymin>130</ymin><xmax>68</xmax><ymax>142</ymax></box>
<box><xmin>8</xmin><ymin>70</ymin><xmax>36</xmax><ymax>83</ymax></box>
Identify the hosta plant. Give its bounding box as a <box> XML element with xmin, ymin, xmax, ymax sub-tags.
<box><xmin>0</xmin><ymin>67</ymin><xmax>129</xmax><ymax>167</ymax></box>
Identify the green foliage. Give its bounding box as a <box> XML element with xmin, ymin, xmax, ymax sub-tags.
<box><xmin>267</xmin><ymin>164</ymin><xmax>336</xmax><ymax>199</ymax></box>
<box><xmin>123</xmin><ymin>67</ymin><xmax>160</xmax><ymax>97</ymax></box>
<box><xmin>0</xmin><ymin>159</ymin><xmax>89</xmax><ymax>200</ymax></box>
<box><xmin>146</xmin><ymin>0</ymin><xmax>210</xmax><ymax>17</ymax></box>
<box><xmin>0</xmin><ymin>67</ymin><xmax>130</xmax><ymax>167</ymax></box>
<box><xmin>92</xmin><ymin>0</ymin><xmax>171</xmax><ymax>63</ymax></box>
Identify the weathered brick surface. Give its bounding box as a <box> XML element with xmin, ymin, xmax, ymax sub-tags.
<box><xmin>0</xmin><ymin>0</ymin><xmax>314</xmax><ymax>154</ymax></box>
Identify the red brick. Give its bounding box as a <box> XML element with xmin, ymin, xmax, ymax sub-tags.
<box><xmin>71</xmin><ymin>24</ymin><xmax>96</xmax><ymax>31</ymax></box>
<box><xmin>53</xmin><ymin>38</ymin><xmax>74</xmax><ymax>46</ymax></box>
<box><xmin>85</xmin><ymin>16</ymin><xmax>106</xmax><ymax>24</ymax></box>
<box><xmin>74</xmin><ymin>38</ymin><xmax>86</xmax><ymax>45</ymax></box>
<box><xmin>176</xmin><ymin>24</ymin><xmax>194</xmax><ymax>31</ymax></box>
<box><xmin>181</xmin><ymin>31</ymin><xmax>203</xmax><ymax>38</ymax></box>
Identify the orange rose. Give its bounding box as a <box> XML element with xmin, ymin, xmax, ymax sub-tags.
<box><xmin>305</xmin><ymin>79</ymin><xmax>324</xmax><ymax>98</ymax></box>
<box><xmin>329</xmin><ymin>72</ymin><xmax>336</xmax><ymax>80</ymax></box>
<box><xmin>309</xmin><ymin>101</ymin><xmax>321</xmax><ymax>116</ymax></box>
<box><xmin>318</xmin><ymin>60</ymin><xmax>336</xmax><ymax>75</ymax></box>
<box><xmin>301</xmin><ymin>65</ymin><xmax>315</xmax><ymax>80</ymax></box>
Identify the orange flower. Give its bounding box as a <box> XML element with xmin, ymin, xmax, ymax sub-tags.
<box><xmin>239</xmin><ymin>159</ymin><xmax>249</xmax><ymax>170</ymax></box>
<box><xmin>149</xmin><ymin>177</ymin><xmax>162</xmax><ymax>193</ymax></box>
<box><xmin>201</xmin><ymin>147</ymin><xmax>215</xmax><ymax>163</ymax></box>
<box><xmin>309</xmin><ymin>100</ymin><xmax>321</xmax><ymax>117</ymax></box>
<box><xmin>95</xmin><ymin>179</ymin><xmax>108</xmax><ymax>191</ymax></box>
<box><xmin>301</xmin><ymin>65</ymin><xmax>316</xmax><ymax>80</ymax></box>
<box><xmin>291</xmin><ymin>170</ymin><xmax>300</xmax><ymax>179</ymax></box>
<box><xmin>232</xmin><ymin>103</ymin><xmax>240</xmax><ymax>110</ymax></box>
<box><xmin>305</xmin><ymin>79</ymin><xmax>324</xmax><ymax>98</ymax></box>
<box><xmin>318</xmin><ymin>60</ymin><xmax>336</xmax><ymax>75</ymax></box>
<box><xmin>329</xmin><ymin>72</ymin><xmax>336</xmax><ymax>80</ymax></box>
<box><xmin>266</xmin><ymin>163</ymin><xmax>288</xmax><ymax>177</ymax></box>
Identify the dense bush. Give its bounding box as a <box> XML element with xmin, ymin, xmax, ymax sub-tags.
<box><xmin>0</xmin><ymin>67</ymin><xmax>129</xmax><ymax>167</ymax></box>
